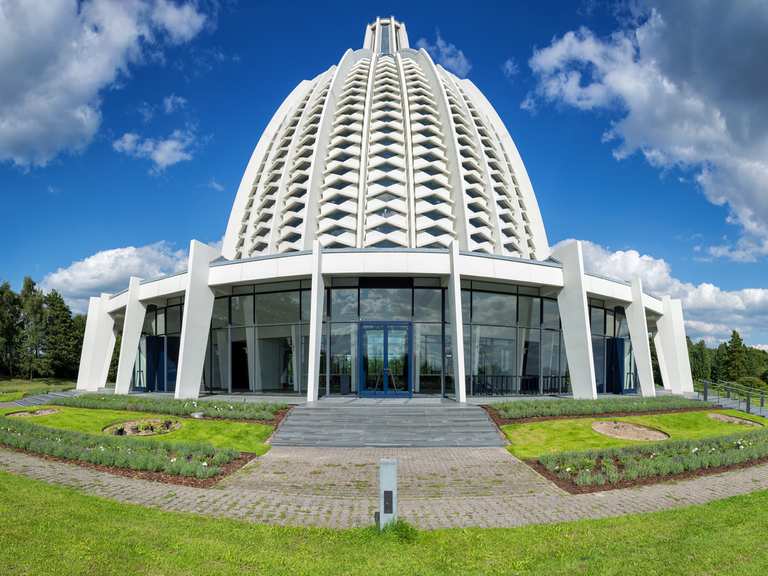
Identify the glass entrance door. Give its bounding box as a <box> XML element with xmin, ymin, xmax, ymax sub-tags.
<box><xmin>359</xmin><ymin>322</ymin><xmax>412</xmax><ymax>397</ymax></box>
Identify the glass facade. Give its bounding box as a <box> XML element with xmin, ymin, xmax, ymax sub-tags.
<box><xmin>589</xmin><ymin>299</ymin><xmax>638</xmax><ymax>394</ymax></box>
<box><xmin>131</xmin><ymin>299</ymin><xmax>183</xmax><ymax>393</ymax></box>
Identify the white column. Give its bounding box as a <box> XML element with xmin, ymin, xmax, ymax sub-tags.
<box><xmin>76</xmin><ymin>293</ymin><xmax>116</xmax><ymax>392</ymax></box>
<box><xmin>306</xmin><ymin>240</ymin><xmax>325</xmax><ymax>402</ymax></box>
<box><xmin>625</xmin><ymin>277</ymin><xmax>656</xmax><ymax>397</ymax></box>
<box><xmin>656</xmin><ymin>297</ymin><xmax>693</xmax><ymax>395</ymax></box>
<box><xmin>114</xmin><ymin>277</ymin><xmax>146</xmax><ymax>395</ymax></box>
<box><xmin>551</xmin><ymin>241</ymin><xmax>597</xmax><ymax>399</ymax></box>
<box><xmin>175</xmin><ymin>240</ymin><xmax>218</xmax><ymax>400</ymax></box>
<box><xmin>447</xmin><ymin>241</ymin><xmax>467</xmax><ymax>403</ymax></box>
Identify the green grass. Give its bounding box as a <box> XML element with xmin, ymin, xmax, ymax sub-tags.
<box><xmin>49</xmin><ymin>393</ymin><xmax>286</xmax><ymax>421</ymax></box>
<box><xmin>0</xmin><ymin>471</ymin><xmax>767</xmax><ymax>575</ymax></box>
<box><xmin>504</xmin><ymin>409</ymin><xmax>766</xmax><ymax>459</ymax></box>
<box><xmin>0</xmin><ymin>406</ymin><xmax>273</xmax><ymax>455</ymax></box>
<box><xmin>0</xmin><ymin>377</ymin><xmax>75</xmax><ymax>399</ymax></box>
<box><xmin>491</xmin><ymin>395</ymin><xmax>710</xmax><ymax>420</ymax></box>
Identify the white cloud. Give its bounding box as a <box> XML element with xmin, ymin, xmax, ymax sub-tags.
<box><xmin>551</xmin><ymin>239</ymin><xmax>768</xmax><ymax>346</ymax></box>
<box><xmin>501</xmin><ymin>58</ymin><xmax>519</xmax><ymax>79</ymax></box>
<box><xmin>163</xmin><ymin>93</ymin><xmax>187</xmax><ymax>114</ymax></box>
<box><xmin>525</xmin><ymin>1</ymin><xmax>768</xmax><ymax>262</ymax></box>
<box><xmin>416</xmin><ymin>32</ymin><xmax>471</xmax><ymax>77</ymax></box>
<box><xmin>113</xmin><ymin>128</ymin><xmax>195</xmax><ymax>171</ymax></box>
<box><xmin>41</xmin><ymin>241</ymin><xmax>188</xmax><ymax>313</ymax></box>
<box><xmin>0</xmin><ymin>0</ymin><xmax>208</xmax><ymax>167</ymax></box>
<box><xmin>208</xmin><ymin>178</ymin><xmax>224</xmax><ymax>191</ymax></box>
<box><xmin>151</xmin><ymin>0</ymin><xmax>206</xmax><ymax>44</ymax></box>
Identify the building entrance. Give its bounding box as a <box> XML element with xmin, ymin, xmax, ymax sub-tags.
<box><xmin>358</xmin><ymin>322</ymin><xmax>412</xmax><ymax>397</ymax></box>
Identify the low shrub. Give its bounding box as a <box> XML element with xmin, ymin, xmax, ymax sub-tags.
<box><xmin>491</xmin><ymin>396</ymin><xmax>710</xmax><ymax>420</ymax></box>
<box><xmin>737</xmin><ymin>376</ymin><xmax>768</xmax><ymax>391</ymax></box>
<box><xmin>539</xmin><ymin>429</ymin><xmax>768</xmax><ymax>487</ymax></box>
<box><xmin>49</xmin><ymin>394</ymin><xmax>286</xmax><ymax>421</ymax></box>
<box><xmin>0</xmin><ymin>416</ymin><xmax>238</xmax><ymax>478</ymax></box>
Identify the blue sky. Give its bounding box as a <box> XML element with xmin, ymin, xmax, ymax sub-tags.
<box><xmin>2</xmin><ymin>0</ymin><xmax>767</xmax><ymax>347</ymax></box>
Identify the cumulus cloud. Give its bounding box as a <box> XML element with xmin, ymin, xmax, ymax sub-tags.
<box><xmin>416</xmin><ymin>32</ymin><xmax>472</xmax><ymax>77</ymax></box>
<box><xmin>0</xmin><ymin>0</ymin><xmax>208</xmax><ymax>167</ymax></box>
<box><xmin>41</xmin><ymin>241</ymin><xmax>188</xmax><ymax>313</ymax></box>
<box><xmin>551</xmin><ymin>239</ymin><xmax>768</xmax><ymax>347</ymax></box>
<box><xmin>525</xmin><ymin>1</ymin><xmax>768</xmax><ymax>262</ymax></box>
<box><xmin>113</xmin><ymin>128</ymin><xmax>195</xmax><ymax>171</ymax></box>
<box><xmin>162</xmin><ymin>93</ymin><xmax>187</xmax><ymax>114</ymax></box>
<box><xmin>501</xmin><ymin>58</ymin><xmax>519</xmax><ymax>79</ymax></box>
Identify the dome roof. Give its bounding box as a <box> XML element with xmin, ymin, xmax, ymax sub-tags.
<box><xmin>223</xmin><ymin>17</ymin><xmax>548</xmax><ymax>260</ymax></box>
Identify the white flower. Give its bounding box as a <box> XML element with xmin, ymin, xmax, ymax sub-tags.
<box><xmin>201</xmin><ymin>462</ymin><xmax>208</xmax><ymax>467</ymax></box>
<box><xmin>170</xmin><ymin>457</ymin><xmax>177</xmax><ymax>463</ymax></box>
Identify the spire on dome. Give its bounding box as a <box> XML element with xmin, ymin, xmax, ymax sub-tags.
<box><xmin>362</xmin><ymin>17</ymin><xmax>409</xmax><ymax>54</ymax></box>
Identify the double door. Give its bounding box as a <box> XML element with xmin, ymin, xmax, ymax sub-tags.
<box><xmin>359</xmin><ymin>322</ymin><xmax>412</xmax><ymax>397</ymax></box>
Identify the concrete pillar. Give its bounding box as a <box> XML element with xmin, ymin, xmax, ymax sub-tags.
<box><xmin>114</xmin><ymin>277</ymin><xmax>146</xmax><ymax>395</ymax></box>
<box><xmin>654</xmin><ymin>331</ymin><xmax>671</xmax><ymax>391</ymax></box>
<box><xmin>551</xmin><ymin>241</ymin><xmax>597</xmax><ymax>399</ymax></box>
<box><xmin>306</xmin><ymin>240</ymin><xmax>325</xmax><ymax>402</ymax></box>
<box><xmin>625</xmin><ymin>277</ymin><xmax>656</xmax><ymax>397</ymax></box>
<box><xmin>175</xmin><ymin>240</ymin><xmax>218</xmax><ymax>400</ymax></box>
<box><xmin>76</xmin><ymin>293</ymin><xmax>115</xmax><ymax>392</ymax></box>
<box><xmin>656</xmin><ymin>297</ymin><xmax>694</xmax><ymax>395</ymax></box>
<box><xmin>447</xmin><ymin>241</ymin><xmax>467</xmax><ymax>403</ymax></box>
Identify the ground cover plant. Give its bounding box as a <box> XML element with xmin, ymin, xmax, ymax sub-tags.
<box><xmin>0</xmin><ymin>406</ymin><xmax>274</xmax><ymax>455</ymax></box>
<box><xmin>539</xmin><ymin>428</ymin><xmax>768</xmax><ymax>489</ymax></box>
<box><xmin>0</xmin><ymin>416</ymin><xmax>238</xmax><ymax>478</ymax></box>
<box><xmin>491</xmin><ymin>395</ymin><xmax>711</xmax><ymax>420</ymax></box>
<box><xmin>49</xmin><ymin>394</ymin><xmax>286</xmax><ymax>421</ymax></box>
<box><xmin>0</xmin><ymin>471</ymin><xmax>767</xmax><ymax>575</ymax></box>
<box><xmin>0</xmin><ymin>378</ymin><xmax>75</xmax><ymax>401</ymax></box>
<box><xmin>504</xmin><ymin>409</ymin><xmax>765</xmax><ymax>458</ymax></box>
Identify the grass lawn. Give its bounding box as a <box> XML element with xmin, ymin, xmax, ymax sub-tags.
<box><xmin>0</xmin><ymin>406</ymin><xmax>273</xmax><ymax>455</ymax></box>
<box><xmin>504</xmin><ymin>409</ymin><xmax>766</xmax><ymax>459</ymax></box>
<box><xmin>0</xmin><ymin>378</ymin><xmax>75</xmax><ymax>400</ymax></box>
<box><xmin>0</xmin><ymin>471</ymin><xmax>767</xmax><ymax>575</ymax></box>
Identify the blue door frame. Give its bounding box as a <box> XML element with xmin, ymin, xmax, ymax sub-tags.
<box><xmin>358</xmin><ymin>321</ymin><xmax>413</xmax><ymax>398</ymax></box>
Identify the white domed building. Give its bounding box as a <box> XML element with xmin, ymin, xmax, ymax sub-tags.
<box><xmin>77</xmin><ymin>18</ymin><xmax>693</xmax><ymax>402</ymax></box>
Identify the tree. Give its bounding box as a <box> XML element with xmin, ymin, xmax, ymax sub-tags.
<box><xmin>0</xmin><ymin>282</ymin><xmax>22</xmax><ymax>377</ymax></box>
<box><xmin>724</xmin><ymin>330</ymin><xmax>748</xmax><ymax>382</ymax></box>
<box><xmin>711</xmin><ymin>342</ymin><xmax>728</xmax><ymax>382</ymax></box>
<box><xmin>19</xmin><ymin>277</ymin><xmax>49</xmax><ymax>379</ymax></box>
<box><xmin>44</xmin><ymin>290</ymin><xmax>78</xmax><ymax>378</ymax></box>
<box><xmin>687</xmin><ymin>337</ymin><xmax>712</xmax><ymax>381</ymax></box>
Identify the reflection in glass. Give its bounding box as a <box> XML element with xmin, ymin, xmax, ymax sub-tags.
<box><xmin>519</xmin><ymin>328</ymin><xmax>541</xmax><ymax>394</ymax></box>
<box><xmin>255</xmin><ymin>291</ymin><xmax>300</xmax><ymax>324</ymax></box>
<box><xmin>330</xmin><ymin>323</ymin><xmax>356</xmax><ymax>394</ymax></box>
<box><xmin>331</xmin><ymin>289</ymin><xmax>358</xmax><ymax>320</ymax></box>
<box><xmin>166</xmin><ymin>306</ymin><xmax>182</xmax><ymax>334</ymax></box>
<box><xmin>231</xmin><ymin>295</ymin><xmax>254</xmax><ymax>326</ymax></box>
<box><xmin>472</xmin><ymin>291</ymin><xmax>516</xmax><ymax>325</ymax></box>
<box><xmin>387</xmin><ymin>326</ymin><xmax>409</xmax><ymax>394</ymax></box>
<box><xmin>360</xmin><ymin>288</ymin><xmax>411</xmax><ymax>320</ymax></box>
<box><xmin>361</xmin><ymin>326</ymin><xmax>385</xmax><ymax>393</ymax></box>
<box><xmin>592</xmin><ymin>335</ymin><xmax>606</xmax><ymax>393</ymax></box>
<box><xmin>470</xmin><ymin>325</ymin><xmax>516</xmax><ymax>395</ymax></box>
<box><xmin>413</xmin><ymin>289</ymin><xmax>442</xmax><ymax>321</ymax></box>
<box><xmin>518</xmin><ymin>296</ymin><xmax>541</xmax><ymax>327</ymax></box>
<box><xmin>414</xmin><ymin>323</ymin><xmax>442</xmax><ymax>394</ymax></box>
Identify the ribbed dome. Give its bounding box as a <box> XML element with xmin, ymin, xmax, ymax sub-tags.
<box><xmin>223</xmin><ymin>17</ymin><xmax>549</xmax><ymax>260</ymax></box>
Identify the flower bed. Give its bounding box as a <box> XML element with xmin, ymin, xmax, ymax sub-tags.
<box><xmin>490</xmin><ymin>396</ymin><xmax>711</xmax><ymax>422</ymax></box>
<box><xmin>537</xmin><ymin>429</ymin><xmax>768</xmax><ymax>491</ymax></box>
<box><xmin>0</xmin><ymin>415</ymin><xmax>239</xmax><ymax>479</ymax></box>
<box><xmin>49</xmin><ymin>394</ymin><xmax>286</xmax><ymax>421</ymax></box>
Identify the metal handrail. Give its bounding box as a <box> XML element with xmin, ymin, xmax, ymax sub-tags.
<box><xmin>695</xmin><ymin>379</ymin><xmax>767</xmax><ymax>416</ymax></box>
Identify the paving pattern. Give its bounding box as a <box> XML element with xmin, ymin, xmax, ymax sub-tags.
<box><xmin>272</xmin><ymin>399</ymin><xmax>507</xmax><ymax>447</ymax></box>
<box><xmin>2</xmin><ymin>446</ymin><xmax>768</xmax><ymax>529</ymax></box>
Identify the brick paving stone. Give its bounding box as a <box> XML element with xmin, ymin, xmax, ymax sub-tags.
<box><xmin>1</xmin><ymin>446</ymin><xmax>767</xmax><ymax>529</ymax></box>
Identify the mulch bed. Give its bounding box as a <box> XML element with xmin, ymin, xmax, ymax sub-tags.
<box><xmin>526</xmin><ymin>455</ymin><xmax>768</xmax><ymax>494</ymax></box>
<box><xmin>1</xmin><ymin>445</ymin><xmax>257</xmax><ymax>488</ymax></box>
<box><xmin>483</xmin><ymin>405</ymin><xmax>721</xmax><ymax>427</ymax></box>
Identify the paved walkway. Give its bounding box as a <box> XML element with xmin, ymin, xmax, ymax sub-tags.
<box><xmin>2</xmin><ymin>446</ymin><xmax>767</xmax><ymax>529</ymax></box>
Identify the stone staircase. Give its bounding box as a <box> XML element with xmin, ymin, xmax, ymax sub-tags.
<box><xmin>271</xmin><ymin>399</ymin><xmax>507</xmax><ymax>448</ymax></box>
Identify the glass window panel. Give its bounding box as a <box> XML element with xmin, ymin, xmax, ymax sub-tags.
<box><xmin>166</xmin><ymin>306</ymin><xmax>181</xmax><ymax>334</ymax></box>
<box><xmin>254</xmin><ymin>281</ymin><xmax>300</xmax><ymax>293</ymax></box>
<box><xmin>254</xmin><ymin>291</ymin><xmax>300</xmax><ymax>324</ymax></box>
<box><xmin>232</xmin><ymin>284</ymin><xmax>254</xmax><ymax>295</ymax></box>
<box><xmin>472</xmin><ymin>291</ymin><xmax>516</xmax><ymax>325</ymax></box>
<box><xmin>461</xmin><ymin>289</ymin><xmax>471</xmax><ymax>321</ymax></box>
<box><xmin>156</xmin><ymin>309</ymin><xmax>165</xmax><ymax>336</ymax></box>
<box><xmin>590</xmin><ymin>307</ymin><xmax>605</xmax><ymax>335</ymax></box>
<box><xmin>231</xmin><ymin>294</ymin><xmax>254</xmax><ymax>326</ymax></box>
<box><xmin>413</xmin><ymin>277</ymin><xmax>441</xmax><ymax>287</ymax></box>
<box><xmin>142</xmin><ymin>309</ymin><xmax>156</xmax><ymax>335</ymax></box>
<box><xmin>414</xmin><ymin>323</ymin><xmax>443</xmax><ymax>394</ymax></box>
<box><xmin>592</xmin><ymin>335</ymin><xmax>607</xmax><ymax>393</ymax></box>
<box><xmin>605</xmin><ymin>309</ymin><xmax>616</xmax><ymax>337</ymax></box>
<box><xmin>331</xmin><ymin>277</ymin><xmax>358</xmax><ymax>287</ymax></box>
<box><xmin>379</xmin><ymin>23</ymin><xmax>391</xmax><ymax>54</ymax></box>
<box><xmin>615</xmin><ymin>308</ymin><xmax>630</xmax><ymax>338</ymax></box>
<box><xmin>300</xmin><ymin>289</ymin><xmax>311</xmax><ymax>321</ymax></box>
<box><xmin>518</xmin><ymin>327</ymin><xmax>541</xmax><ymax>394</ymax></box>
<box><xmin>470</xmin><ymin>325</ymin><xmax>516</xmax><ymax>396</ymax></box>
<box><xmin>541</xmin><ymin>330</ymin><xmax>561</xmax><ymax>393</ymax></box>
<box><xmin>471</xmin><ymin>281</ymin><xmax>516</xmax><ymax>294</ymax></box>
<box><xmin>360</xmin><ymin>288</ymin><xmax>411</xmax><ymax>320</ymax></box>
<box><xmin>413</xmin><ymin>288</ymin><xmax>442</xmax><ymax>321</ymax></box>
<box><xmin>230</xmin><ymin>327</ymin><xmax>253</xmax><ymax>392</ymax></box>
<box><xmin>253</xmin><ymin>324</ymin><xmax>301</xmax><ymax>393</ymax></box>
<box><xmin>518</xmin><ymin>285</ymin><xmax>540</xmax><ymax>296</ymax></box>
<box><xmin>518</xmin><ymin>296</ymin><xmax>541</xmax><ymax>327</ymax></box>
<box><xmin>331</xmin><ymin>288</ymin><xmax>358</xmax><ymax>320</ymax></box>
<box><xmin>542</xmin><ymin>298</ymin><xmax>560</xmax><ymax>329</ymax></box>
<box><xmin>210</xmin><ymin>328</ymin><xmax>229</xmax><ymax>390</ymax></box>
<box><xmin>212</xmin><ymin>298</ymin><xmax>229</xmax><ymax>328</ymax></box>
<box><xmin>330</xmin><ymin>323</ymin><xmax>356</xmax><ymax>394</ymax></box>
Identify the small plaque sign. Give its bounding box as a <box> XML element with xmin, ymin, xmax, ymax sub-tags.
<box><xmin>383</xmin><ymin>490</ymin><xmax>393</xmax><ymax>514</ymax></box>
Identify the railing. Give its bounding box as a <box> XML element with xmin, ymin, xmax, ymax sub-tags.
<box><xmin>695</xmin><ymin>379</ymin><xmax>767</xmax><ymax>416</ymax></box>
<box><xmin>466</xmin><ymin>375</ymin><xmax>571</xmax><ymax>397</ymax></box>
